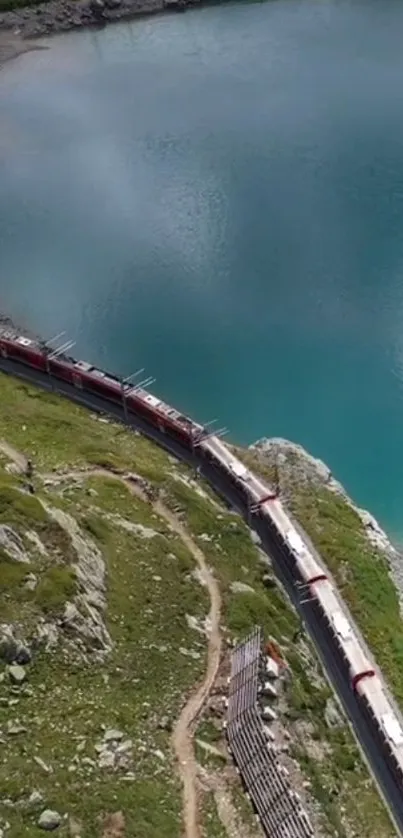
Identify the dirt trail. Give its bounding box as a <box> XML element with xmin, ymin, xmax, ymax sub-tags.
<box><xmin>40</xmin><ymin>465</ymin><xmax>223</xmax><ymax>838</ymax></box>
<box><xmin>158</xmin><ymin>500</ymin><xmax>222</xmax><ymax>838</ymax></box>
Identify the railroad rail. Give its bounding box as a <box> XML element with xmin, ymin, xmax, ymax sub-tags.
<box><xmin>0</xmin><ymin>325</ymin><xmax>402</xmax><ymax>833</ymax></box>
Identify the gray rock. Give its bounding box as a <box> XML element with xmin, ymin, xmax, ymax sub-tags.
<box><xmin>28</xmin><ymin>790</ymin><xmax>44</xmax><ymax>806</ymax></box>
<box><xmin>24</xmin><ymin>573</ymin><xmax>38</xmax><ymax>591</ymax></box>
<box><xmin>35</xmin><ymin>621</ymin><xmax>59</xmax><ymax>650</ymax></box>
<box><xmin>8</xmin><ymin>664</ymin><xmax>27</xmax><ymax>685</ymax></box>
<box><xmin>0</xmin><ymin>628</ymin><xmax>18</xmax><ymax>664</ymax></box>
<box><xmin>103</xmin><ymin>728</ymin><xmax>124</xmax><ymax>742</ymax></box>
<box><xmin>324</xmin><ymin>697</ymin><xmax>344</xmax><ymax>729</ymax></box>
<box><xmin>38</xmin><ymin>809</ymin><xmax>61</xmax><ymax>830</ymax></box>
<box><xmin>157</xmin><ymin>715</ymin><xmax>172</xmax><ymax>731</ymax></box>
<box><xmin>34</xmin><ymin>755</ymin><xmax>53</xmax><ymax>774</ymax></box>
<box><xmin>230</xmin><ymin>581</ymin><xmax>255</xmax><ymax>595</ymax></box>
<box><xmin>6</xmin><ymin>721</ymin><xmax>27</xmax><ymax>734</ymax></box>
<box><xmin>15</xmin><ymin>645</ymin><xmax>31</xmax><ymax>665</ymax></box>
<box><xmin>179</xmin><ymin>646</ymin><xmax>201</xmax><ymax>660</ymax></box>
<box><xmin>0</xmin><ymin>525</ymin><xmax>30</xmax><ymax>563</ymax></box>
<box><xmin>98</xmin><ymin>750</ymin><xmax>115</xmax><ymax>770</ymax></box>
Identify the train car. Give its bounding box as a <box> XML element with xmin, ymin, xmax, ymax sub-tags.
<box><xmin>201</xmin><ymin>436</ymin><xmax>253</xmax><ymax>497</ymax></box>
<box><xmin>127</xmin><ymin>388</ymin><xmax>196</xmax><ymax>448</ymax></box>
<box><xmin>356</xmin><ymin>676</ymin><xmax>403</xmax><ymax>790</ymax></box>
<box><xmin>0</xmin><ymin>331</ymin><xmax>47</xmax><ymax>372</ymax></box>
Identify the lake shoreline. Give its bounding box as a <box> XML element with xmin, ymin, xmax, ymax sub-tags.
<box><xmin>0</xmin><ymin>0</ymin><xmax>204</xmax><ymax>66</ymax></box>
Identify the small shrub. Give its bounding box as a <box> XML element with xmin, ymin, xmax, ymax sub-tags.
<box><xmin>0</xmin><ymin>554</ymin><xmax>28</xmax><ymax>592</ymax></box>
<box><xmin>35</xmin><ymin>565</ymin><xmax>77</xmax><ymax>614</ymax></box>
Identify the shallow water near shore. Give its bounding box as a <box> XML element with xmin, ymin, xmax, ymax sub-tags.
<box><xmin>2</xmin><ymin>0</ymin><xmax>403</xmax><ymax>537</ymax></box>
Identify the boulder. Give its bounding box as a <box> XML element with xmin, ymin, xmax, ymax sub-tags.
<box><xmin>38</xmin><ymin>809</ymin><xmax>62</xmax><ymax>830</ymax></box>
<box><xmin>8</xmin><ymin>664</ymin><xmax>27</xmax><ymax>685</ymax></box>
<box><xmin>0</xmin><ymin>628</ymin><xmax>18</xmax><ymax>663</ymax></box>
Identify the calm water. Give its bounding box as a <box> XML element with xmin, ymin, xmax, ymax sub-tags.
<box><xmin>1</xmin><ymin>0</ymin><xmax>403</xmax><ymax>536</ymax></box>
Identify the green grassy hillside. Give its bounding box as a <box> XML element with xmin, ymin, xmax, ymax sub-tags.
<box><xmin>0</xmin><ymin>372</ymin><xmax>396</xmax><ymax>838</ymax></box>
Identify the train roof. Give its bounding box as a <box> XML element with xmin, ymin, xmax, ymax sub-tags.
<box><xmin>0</xmin><ymin>327</ymin><xmax>198</xmax><ymax>430</ymax></box>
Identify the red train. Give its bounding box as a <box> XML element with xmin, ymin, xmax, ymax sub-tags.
<box><xmin>0</xmin><ymin>329</ymin><xmax>203</xmax><ymax>449</ymax></box>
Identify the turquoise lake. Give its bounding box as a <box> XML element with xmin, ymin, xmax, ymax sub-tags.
<box><xmin>1</xmin><ymin>0</ymin><xmax>403</xmax><ymax>536</ymax></box>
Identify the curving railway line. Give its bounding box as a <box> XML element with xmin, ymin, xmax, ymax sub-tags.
<box><xmin>0</xmin><ymin>326</ymin><xmax>402</xmax><ymax>835</ymax></box>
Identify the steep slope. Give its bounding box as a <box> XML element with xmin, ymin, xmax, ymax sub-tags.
<box><xmin>0</xmin><ymin>373</ymin><xmax>396</xmax><ymax>838</ymax></box>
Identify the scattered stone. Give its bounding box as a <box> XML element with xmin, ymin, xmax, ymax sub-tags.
<box><xmin>38</xmin><ymin>809</ymin><xmax>62</xmax><ymax>830</ymax></box>
<box><xmin>24</xmin><ymin>573</ymin><xmax>38</xmax><ymax>591</ymax></box>
<box><xmin>103</xmin><ymin>729</ymin><xmax>124</xmax><ymax>743</ymax></box>
<box><xmin>15</xmin><ymin>645</ymin><xmax>32</xmax><ymax>665</ymax></box>
<box><xmin>6</xmin><ymin>720</ymin><xmax>27</xmax><ymax>735</ymax></box>
<box><xmin>8</xmin><ymin>664</ymin><xmax>27</xmax><ymax>685</ymax></box>
<box><xmin>34</xmin><ymin>756</ymin><xmax>53</xmax><ymax>774</ymax></box>
<box><xmin>250</xmin><ymin>530</ymin><xmax>261</xmax><ymax>546</ymax></box>
<box><xmin>106</xmin><ymin>513</ymin><xmax>159</xmax><ymax>540</ymax></box>
<box><xmin>96</xmin><ymin>729</ymin><xmax>133</xmax><ymax>771</ymax></box>
<box><xmin>28</xmin><ymin>791</ymin><xmax>44</xmax><ymax>806</ymax></box>
<box><xmin>185</xmin><ymin>614</ymin><xmax>204</xmax><ymax>634</ymax></box>
<box><xmin>196</xmin><ymin>739</ymin><xmax>226</xmax><ymax>760</ymax></box>
<box><xmin>157</xmin><ymin>715</ymin><xmax>172</xmax><ymax>731</ymax></box>
<box><xmin>324</xmin><ymin>697</ymin><xmax>344</xmax><ymax>729</ymax></box>
<box><xmin>230</xmin><ymin>581</ymin><xmax>256</xmax><ymax>595</ymax></box>
<box><xmin>179</xmin><ymin>646</ymin><xmax>201</xmax><ymax>660</ymax></box>
<box><xmin>98</xmin><ymin>750</ymin><xmax>115</xmax><ymax>770</ymax></box>
<box><xmin>0</xmin><ymin>627</ymin><xmax>18</xmax><ymax>663</ymax></box>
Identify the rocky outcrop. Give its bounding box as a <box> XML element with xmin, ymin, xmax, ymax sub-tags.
<box><xmin>0</xmin><ymin>525</ymin><xmax>30</xmax><ymax>563</ymax></box>
<box><xmin>250</xmin><ymin>437</ymin><xmax>403</xmax><ymax>600</ymax></box>
<box><xmin>251</xmin><ymin>437</ymin><xmax>397</xmax><ymax>558</ymax></box>
<box><xmin>0</xmin><ymin>0</ymin><xmax>203</xmax><ymax>49</ymax></box>
<box><xmin>41</xmin><ymin>504</ymin><xmax>112</xmax><ymax>655</ymax></box>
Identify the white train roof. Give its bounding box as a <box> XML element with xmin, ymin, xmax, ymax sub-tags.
<box><xmin>358</xmin><ymin>676</ymin><xmax>403</xmax><ymax>768</ymax></box>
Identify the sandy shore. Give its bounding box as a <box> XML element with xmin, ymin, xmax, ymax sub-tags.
<box><xmin>0</xmin><ymin>0</ymin><xmax>200</xmax><ymax>66</ymax></box>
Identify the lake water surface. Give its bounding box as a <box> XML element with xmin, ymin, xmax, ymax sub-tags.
<box><xmin>2</xmin><ymin>0</ymin><xmax>403</xmax><ymax>536</ymax></box>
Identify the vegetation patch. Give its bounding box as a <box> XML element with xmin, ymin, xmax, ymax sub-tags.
<box><xmin>0</xmin><ymin>372</ymin><xmax>397</xmax><ymax>837</ymax></box>
<box><xmin>292</xmin><ymin>486</ymin><xmax>403</xmax><ymax>705</ymax></box>
<box><xmin>34</xmin><ymin>565</ymin><xmax>77</xmax><ymax>613</ymax></box>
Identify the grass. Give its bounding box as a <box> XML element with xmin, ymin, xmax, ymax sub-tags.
<box><xmin>0</xmin><ymin>371</ymin><xmax>398</xmax><ymax>837</ymax></box>
<box><xmin>291</xmin><ymin>486</ymin><xmax>403</xmax><ymax>705</ymax></box>
<box><xmin>201</xmin><ymin>794</ymin><xmax>228</xmax><ymax>838</ymax></box>
<box><xmin>34</xmin><ymin>565</ymin><xmax>77</xmax><ymax>613</ymax></box>
<box><xmin>162</xmin><ymin>476</ymin><xmax>396</xmax><ymax>837</ymax></box>
<box><xmin>0</xmin><ymin>552</ymin><xmax>29</xmax><ymax>592</ymax></box>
